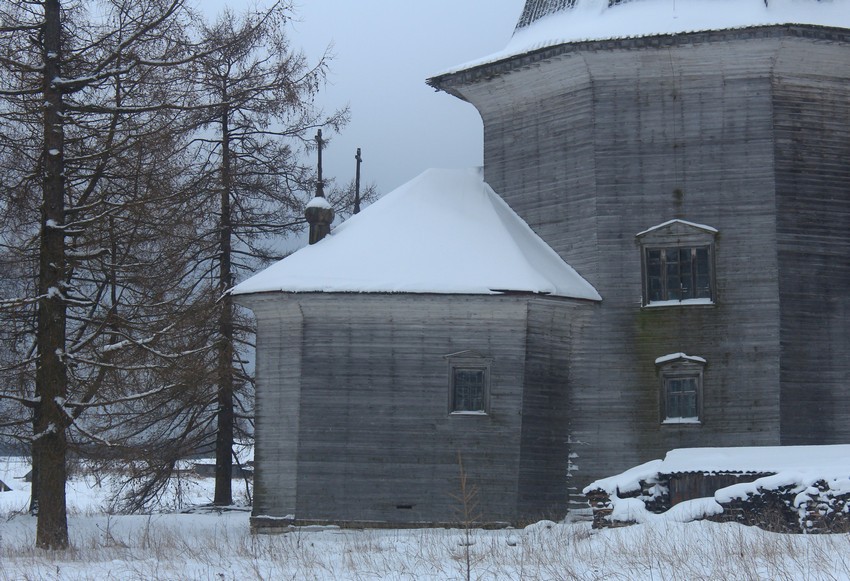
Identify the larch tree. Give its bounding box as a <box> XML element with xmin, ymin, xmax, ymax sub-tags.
<box><xmin>0</xmin><ymin>0</ymin><xmax>217</xmax><ymax>548</ymax></box>
<box><xmin>0</xmin><ymin>0</ymin><xmax>369</xmax><ymax>547</ymax></box>
<box><xmin>190</xmin><ymin>1</ymin><xmax>348</xmax><ymax>506</ymax></box>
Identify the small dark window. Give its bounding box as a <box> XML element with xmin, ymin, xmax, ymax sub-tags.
<box><xmin>665</xmin><ymin>376</ymin><xmax>698</xmax><ymax>419</ymax></box>
<box><xmin>657</xmin><ymin>354</ymin><xmax>705</xmax><ymax>424</ymax></box>
<box><xmin>445</xmin><ymin>351</ymin><xmax>491</xmax><ymax>415</ymax></box>
<box><xmin>452</xmin><ymin>368</ymin><xmax>487</xmax><ymax>412</ymax></box>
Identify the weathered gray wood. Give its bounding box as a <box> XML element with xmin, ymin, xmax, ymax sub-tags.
<box><xmin>244</xmin><ymin>24</ymin><xmax>850</xmax><ymax>528</ymax></box>
<box><xmin>240</xmin><ymin>295</ymin><xmax>303</xmax><ymax>521</ymax></box>
<box><xmin>517</xmin><ymin>299</ymin><xmax>593</xmax><ymax>521</ymax></box>
<box><xmin>772</xmin><ymin>42</ymin><xmax>850</xmax><ymax>445</ymax></box>
<box><xmin>437</xmin><ymin>26</ymin><xmax>850</xmax><ymax>504</ymax></box>
<box><xmin>238</xmin><ymin>292</ymin><xmax>593</xmax><ymax>526</ymax></box>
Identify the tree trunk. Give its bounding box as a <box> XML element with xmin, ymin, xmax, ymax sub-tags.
<box><xmin>214</xmin><ymin>107</ymin><xmax>234</xmax><ymax>506</ymax></box>
<box><xmin>34</xmin><ymin>0</ymin><xmax>69</xmax><ymax>550</ymax></box>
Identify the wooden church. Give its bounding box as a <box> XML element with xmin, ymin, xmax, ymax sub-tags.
<box><xmin>234</xmin><ymin>0</ymin><xmax>850</xmax><ymax>530</ymax></box>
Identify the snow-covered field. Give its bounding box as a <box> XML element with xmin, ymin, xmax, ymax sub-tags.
<box><xmin>2</xmin><ymin>456</ymin><xmax>850</xmax><ymax>580</ymax></box>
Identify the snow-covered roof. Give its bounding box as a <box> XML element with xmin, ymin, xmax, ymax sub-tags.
<box><xmin>585</xmin><ymin>444</ymin><xmax>850</xmax><ymax>495</ymax></box>
<box><xmin>636</xmin><ymin>219</ymin><xmax>718</xmax><ymax>238</ymax></box>
<box><xmin>231</xmin><ymin>168</ymin><xmax>601</xmax><ymax>300</ymax></box>
<box><xmin>584</xmin><ymin>444</ymin><xmax>850</xmax><ymax>524</ymax></box>
<box><xmin>660</xmin><ymin>444</ymin><xmax>850</xmax><ymax>475</ymax></box>
<box><xmin>654</xmin><ymin>352</ymin><xmax>706</xmax><ymax>365</ymax></box>
<box><xmin>439</xmin><ymin>0</ymin><xmax>850</xmax><ymax>76</ymax></box>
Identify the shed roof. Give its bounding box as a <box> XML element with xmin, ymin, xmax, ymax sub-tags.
<box><xmin>232</xmin><ymin>168</ymin><xmax>601</xmax><ymax>300</ymax></box>
<box><xmin>437</xmin><ymin>0</ymin><xmax>850</xmax><ymax>77</ymax></box>
<box><xmin>660</xmin><ymin>444</ymin><xmax>850</xmax><ymax>475</ymax></box>
<box><xmin>585</xmin><ymin>444</ymin><xmax>850</xmax><ymax>495</ymax></box>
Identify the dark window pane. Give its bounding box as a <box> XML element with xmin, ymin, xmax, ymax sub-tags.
<box><xmin>648</xmin><ymin>277</ymin><xmax>663</xmax><ymax>302</ymax></box>
<box><xmin>695</xmin><ymin>247</ymin><xmax>711</xmax><ymax>299</ymax></box>
<box><xmin>679</xmin><ymin>249</ymin><xmax>693</xmax><ymax>298</ymax></box>
<box><xmin>647</xmin><ymin>249</ymin><xmax>662</xmax><ymax>270</ymax></box>
<box><xmin>646</xmin><ymin>250</ymin><xmax>663</xmax><ymax>301</ymax></box>
<box><xmin>695</xmin><ymin>247</ymin><xmax>710</xmax><ymax>274</ymax></box>
<box><xmin>696</xmin><ymin>274</ymin><xmax>711</xmax><ymax>298</ymax></box>
<box><xmin>645</xmin><ymin>244</ymin><xmax>713</xmax><ymax>303</ymax></box>
<box><xmin>453</xmin><ymin>368</ymin><xmax>485</xmax><ymax>412</ymax></box>
<box><xmin>666</xmin><ymin>274</ymin><xmax>680</xmax><ymax>300</ymax></box>
<box><xmin>666</xmin><ymin>377</ymin><xmax>698</xmax><ymax>419</ymax></box>
<box><xmin>665</xmin><ymin>249</ymin><xmax>681</xmax><ymax>300</ymax></box>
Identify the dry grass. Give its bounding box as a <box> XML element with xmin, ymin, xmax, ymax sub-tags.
<box><xmin>2</xmin><ymin>512</ymin><xmax>850</xmax><ymax>580</ymax></box>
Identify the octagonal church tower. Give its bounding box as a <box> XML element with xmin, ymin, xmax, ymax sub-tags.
<box><xmin>431</xmin><ymin>0</ymin><xmax>850</xmax><ymax>506</ymax></box>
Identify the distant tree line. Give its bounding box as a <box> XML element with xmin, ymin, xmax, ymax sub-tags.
<box><xmin>0</xmin><ymin>0</ymin><xmax>369</xmax><ymax>549</ymax></box>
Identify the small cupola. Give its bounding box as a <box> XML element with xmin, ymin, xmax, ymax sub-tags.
<box><xmin>305</xmin><ymin>129</ymin><xmax>335</xmax><ymax>244</ymax></box>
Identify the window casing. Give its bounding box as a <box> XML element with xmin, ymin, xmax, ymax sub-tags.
<box><xmin>636</xmin><ymin>220</ymin><xmax>717</xmax><ymax>306</ymax></box>
<box><xmin>445</xmin><ymin>351</ymin><xmax>491</xmax><ymax>415</ymax></box>
<box><xmin>657</xmin><ymin>355</ymin><xmax>705</xmax><ymax>424</ymax></box>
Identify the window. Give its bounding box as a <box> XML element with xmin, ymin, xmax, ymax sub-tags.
<box><xmin>636</xmin><ymin>219</ymin><xmax>717</xmax><ymax>306</ymax></box>
<box><xmin>664</xmin><ymin>376</ymin><xmax>699</xmax><ymax>419</ymax></box>
<box><xmin>452</xmin><ymin>368</ymin><xmax>487</xmax><ymax>412</ymax></box>
<box><xmin>645</xmin><ymin>246</ymin><xmax>712</xmax><ymax>302</ymax></box>
<box><xmin>656</xmin><ymin>353</ymin><xmax>705</xmax><ymax>424</ymax></box>
<box><xmin>445</xmin><ymin>351</ymin><xmax>491</xmax><ymax>415</ymax></box>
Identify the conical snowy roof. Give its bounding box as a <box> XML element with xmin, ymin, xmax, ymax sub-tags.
<box><xmin>514</xmin><ymin>0</ymin><xmax>850</xmax><ymax>32</ymax></box>
<box><xmin>439</xmin><ymin>0</ymin><xmax>850</xmax><ymax>76</ymax></box>
<box><xmin>232</xmin><ymin>168</ymin><xmax>601</xmax><ymax>301</ymax></box>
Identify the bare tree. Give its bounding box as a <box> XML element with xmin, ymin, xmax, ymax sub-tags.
<box><xmin>0</xmin><ymin>0</ymin><xmax>215</xmax><ymax>548</ymax></box>
<box><xmin>190</xmin><ymin>1</ymin><xmax>348</xmax><ymax>505</ymax></box>
<box><xmin>0</xmin><ymin>0</ymin><xmax>371</xmax><ymax>547</ymax></box>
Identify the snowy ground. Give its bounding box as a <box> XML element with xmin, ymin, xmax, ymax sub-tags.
<box><xmin>2</xmin><ymin>457</ymin><xmax>850</xmax><ymax>580</ymax></box>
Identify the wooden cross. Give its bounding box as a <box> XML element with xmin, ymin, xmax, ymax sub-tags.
<box><xmin>354</xmin><ymin>147</ymin><xmax>362</xmax><ymax>214</ymax></box>
<box><xmin>315</xmin><ymin>129</ymin><xmax>325</xmax><ymax>198</ymax></box>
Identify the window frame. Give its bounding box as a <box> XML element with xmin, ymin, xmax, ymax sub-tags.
<box><xmin>656</xmin><ymin>355</ymin><xmax>706</xmax><ymax>425</ymax></box>
<box><xmin>636</xmin><ymin>220</ymin><xmax>718</xmax><ymax>307</ymax></box>
<box><xmin>643</xmin><ymin>244</ymin><xmax>713</xmax><ymax>303</ymax></box>
<box><xmin>444</xmin><ymin>351</ymin><xmax>491</xmax><ymax>416</ymax></box>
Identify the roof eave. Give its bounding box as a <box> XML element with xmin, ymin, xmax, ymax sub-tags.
<box><xmin>232</xmin><ymin>288</ymin><xmax>599</xmax><ymax>302</ymax></box>
<box><xmin>427</xmin><ymin>23</ymin><xmax>850</xmax><ymax>95</ymax></box>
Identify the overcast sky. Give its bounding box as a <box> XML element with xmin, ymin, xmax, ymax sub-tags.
<box><xmin>197</xmin><ymin>0</ymin><xmax>523</xmax><ymax>200</ymax></box>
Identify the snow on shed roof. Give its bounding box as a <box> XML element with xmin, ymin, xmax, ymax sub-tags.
<box><xmin>439</xmin><ymin>0</ymin><xmax>850</xmax><ymax>76</ymax></box>
<box><xmin>585</xmin><ymin>444</ymin><xmax>850</xmax><ymax>495</ymax></box>
<box><xmin>231</xmin><ymin>168</ymin><xmax>601</xmax><ymax>300</ymax></box>
<box><xmin>661</xmin><ymin>444</ymin><xmax>850</xmax><ymax>475</ymax></box>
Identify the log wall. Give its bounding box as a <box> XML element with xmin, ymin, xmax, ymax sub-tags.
<box><xmin>240</xmin><ymin>292</ymin><xmax>592</xmax><ymax>526</ymax></box>
<box><xmin>441</xmin><ymin>26</ymin><xmax>850</xmax><ymax>501</ymax></box>
<box><xmin>772</xmin><ymin>41</ymin><xmax>850</xmax><ymax>444</ymax></box>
